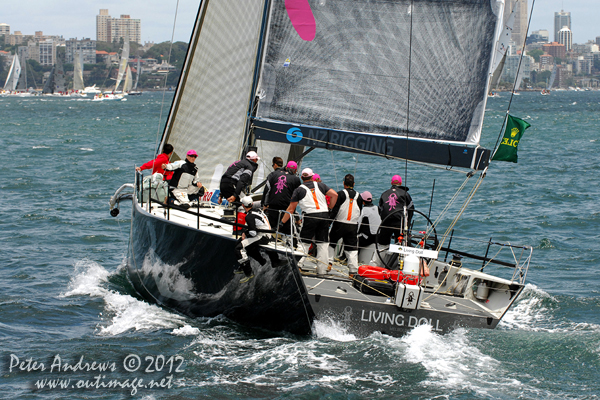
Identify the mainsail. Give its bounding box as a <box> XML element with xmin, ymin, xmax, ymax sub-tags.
<box><xmin>114</xmin><ymin>36</ymin><xmax>130</xmax><ymax>92</ymax></box>
<box><xmin>3</xmin><ymin>55</ymin><xmax>21</xmax><ymax>91</ymax></box>
<box><xmin>547</xmin><ymin>65</ymin><xmax>557</xmax><ymax>90</ymax></box>
<box><xmin>42</xmin><ymin>66</ymin><xmax>55</xmax><ymax>94</ymax></box>
<box><xmin>16</xmin><ymin>55</ymin><xmax>27</xmax><ymax>91</ymax></box>
<box><xmin>73</xmin><ymin>52</ymin><xmax>84</xmax><ymax>91</ymax></box>
<box><xmin>160</xmin><ymin>1</ymin><xmax>296</xmax><ymax>189</ymax></box>
<box><xmin>134</xmin><ymin>59</ymin><xmax>141</xmax><ymax>90</ymax></box>
<box><xmin>54</xmin><ymin>56</ymin><xmax>66</xmax><ymax>93</ymax></box>
<box><xmin>252</xmin><ymin>0</ymin><xmax>500</xmax><ymax>170</ymax></box>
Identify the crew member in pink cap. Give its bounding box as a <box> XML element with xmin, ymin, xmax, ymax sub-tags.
<box><xmin>357</xmin><ymin>190</ymin><xmax>381</xmax><ymax>248</ymax></box>
<box><xmin>162</xmin><ymin>149</ymin><xmax>204</xmax><ymax>208</ymax></box>
<box><xmin>280</xmin><ymin>168</ymin><xmax>338</xmax><ymax>275</ymax></box>
<box><xmin>219</xmin><ymin>150</ymin><xmax>260</xmax><ymax>204</ymax></box>
<box><xmin>261</xmin><ymin>157</ymin><xmax>301</xmax><ymax>229</ymax></box>
<box><xmin>377</xmin><ymin>174</ymin><xmax>414</xmax><ymax>245</ymax></box>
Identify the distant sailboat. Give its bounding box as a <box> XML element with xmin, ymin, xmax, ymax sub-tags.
<box><xmin>43</xmin><ymin>56</ymin><xmax>66</xmax><ymax>95</ymax></box>
<box><xmin>3</xmin><ymin>55</ymin><xmax>21</xmax><ymax>92</ymax></box>
<box><xmin>128</xmin><ymin>59</ymin><xmax>143</xmax><ymax>95</ymax></box>
<box><xmin>541</xmin><ymin>65</ymin><xmax>557</xmax><ymax>95</ymax></box>
<box><xmin>113</xmin><ymin>35</ymin><xmax>130</xmax><ymax>94</ymax></box>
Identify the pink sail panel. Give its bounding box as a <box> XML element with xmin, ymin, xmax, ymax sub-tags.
<box><xmin>285</xmin><ymin>0</ymin><xmax>316</xmax><ymax>41</ymax></box>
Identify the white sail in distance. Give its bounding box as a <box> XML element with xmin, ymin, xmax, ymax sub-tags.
<box><xmin>114</xmin><ymin>35</ymin><xmax>130</xmax><ymax>91</ymax></box>
<box><xmin>124</xmin><ymin>66</ymin><xmax>133</xmax><ymax>92</ymax></box>
<box><xmin>3</xmin><ymin>55</ymin><xmax>21</xmax><ymax>91</ymax></box>
<box><xmin>73</xmin><ymin>52</ymin><xmax>84</xmax><ymax>91</ymax></box>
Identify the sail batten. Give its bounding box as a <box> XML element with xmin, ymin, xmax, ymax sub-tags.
<box><xmin>255</xmin><ymin>0</ymin><xmax>500</xmax><ymax>168</ymax></box>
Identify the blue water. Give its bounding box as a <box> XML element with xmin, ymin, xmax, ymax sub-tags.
<box><xmin>1</xmin><ymin>91</ymin><xmax>599</xmax><ymax>399</ymax></box>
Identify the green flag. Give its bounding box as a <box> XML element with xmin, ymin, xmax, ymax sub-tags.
<box><xmin>492</xmin><ymin>114</ymin><xmax>531</xmax><ymax>163</ymax></box>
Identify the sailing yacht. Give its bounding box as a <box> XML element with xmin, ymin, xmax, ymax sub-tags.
<box><xmin>110</xmin><ymin>0</ymin><xmax>531</xmax><ymax>337</ymax></box>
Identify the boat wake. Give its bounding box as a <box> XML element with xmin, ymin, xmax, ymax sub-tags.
<box><xmin>61</xmin><ymin>259</ymin><xmax>191</xmax><ymax>336</ymax></box>
<box><xmin>499</xmin><ymin>284</ymin><xmax>600</xmax><ymax>333</ymax></box>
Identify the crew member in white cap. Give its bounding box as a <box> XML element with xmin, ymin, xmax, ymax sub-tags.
<box><xmin>219</xmin><ymin>151</ymin><xmax>260</xmax><ymax>204</ymax></box>
<box><xmin>280</xmin><ymin>168</ymin><xmax>338</xmax><ymax>275</ymax></box>
<box><xmin>329</xmin><ymin>174</ymin><xmax>363</xmax><ymax>276</ymax></box>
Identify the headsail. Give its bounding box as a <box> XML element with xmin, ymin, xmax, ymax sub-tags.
<box><xmin>490</xmin><ymin>0</ymin><xmax>516</xmax><ymax>89</ymax></box>
<box><xmin>73</xmin><ymin>52</ymin><xmax>84</xmax><ymax>91</ymax></box>
<box><xmin>160</xmin><ymin>0</ymin><xmax>295</xmax><ymax>189</ymax></box>
<box><xmin>114</xmin><ymin>35</ymin><xmax>130</xmax><ymax>92</ymax></box>
<box><xmin>124</xmin><ymin>66</ymin><xmax>133</xmax><ymax>92</ymax></box>
<box><xmin>252</xmin><ymin>0</ymin><xmax>501</xmax><ymax>170</ymax></box>
<box><xmin>3</xmin><ymin>55</ymin><xmax>21</xmax><ymax>91</ymax></box>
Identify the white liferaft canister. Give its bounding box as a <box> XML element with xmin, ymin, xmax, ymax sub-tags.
<box><xmin>403</xmin><ymin>254</ymin><xmax>420</xmax><ymax>275</ymax></box>
<box><xmin>476</xmin><ymin>281</ymin><xmax>490</xmax><ymax>300</ymax></box>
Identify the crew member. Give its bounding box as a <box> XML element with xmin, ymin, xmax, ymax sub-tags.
<box><xmin>280</xmin><ymin>168</ymin><xmax>338</xmax><ymax>275</ymax></box>
<box><xmin>378</xmin><ymin>175</ymin><xmax>414</xmax><ymax>245</ymax></box>
<box><xmin>329</xmin><ymin>174</ymin><xmax>363</xmax><ymax>275</ymax></box>
<box><xmin>163</xmin><ymin>149</ymin><xmax>204</xmax><ymax>208</ymax></box>
<box><xmin>262</xmin><ymin>159</ymin><xmax>301</xmax><ymax>232</ymax></box>
<box><xmin>136</xmin><ymin>143</ymin><xmax>174</xmax><ymax>180</ymax></box>
<box><xmin>234</xmin><ymin>196</ymin><xmax>271</xmax><ymax>283</ymax></box>
<box><xmin>219</xmin><ymin>151</ymin><xmax>260</xmax><ymax>204</ymax></box>
<box><xmin>357</xmin><ymin>191</ymin><xmax>381</xmax><ymax>248</ymax></box>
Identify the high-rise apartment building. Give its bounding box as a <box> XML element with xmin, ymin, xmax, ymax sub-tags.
<box><xmin>554</xmin><ymin>10</ymin><xmax>571</xmax><ymax>43</ymax></box>
<box><xmin>0</xmin><ymin>23</ymin><xmax>10</xmax><ymax>36</ymax></box>
<box><xmin>96</xmin><ymin>10</ymin><xmax>141</xmax><ymax>44</ymax></box>
<box><xmin>504</xmin><ymin>0</ymin><xmax>528</xmax><ymax>47</ymax></box>
<box><xmin>96</xmin><ymin>9</ymin><xmax>110</xmax><ymax>42</ymax></box>
<box><xmin>558</xmin><ymin>26</ymin><xmax>573</xmax><ymax>52</ymax></box>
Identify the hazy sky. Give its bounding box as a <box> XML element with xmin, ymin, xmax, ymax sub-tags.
<box><xmin>3</xmin><ymin>0</ymin><xmax>599</xmax><ymax>44</ymax></box>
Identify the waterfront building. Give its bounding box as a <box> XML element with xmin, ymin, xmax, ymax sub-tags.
<box><xmin>542</xmin><ymin>42</ymin><xmax>566</xmax><ymax>60</ymax></box>
<box><xmin>96</xmin><ymin>9</ymin><xmax>110</xmax><ymax>42</ymax></box>
<box><xmin>558</xmin><ymin>26</ymin><xmax>573</xmax><ymax>52</ymax></box>
<box><xmin>38</xmin><ymin>39</ymin><xmax>57</xmax><ymax>66</ymax></box>
<box><xmin>527</xmin><ymin>29</ymin><xmax>549</xmax><ymax>45</ymax></box>
<box><xmin>554</xmin><ymin>10</ymin><xmax>571</xmax><ymax>43</ymax></box>
<box><xmin>501</xmin><ymin>52</ymin><xmax>535</xmax><ymax>85</ymax></box>
<box><xmin>0</xmin><ymin>23</ymin><xmax>9</xmax><ymax>36</ymax></box>
<box><xmin>65</xmin><ymin>38</ymin><xmax>96</xmax><ymax>65</ymax></box>
<box><xmin>539</xmin><ymin>54</ymin><xmax>554</xmax><ymax>71</ymax></box>
<box><xmin>96</xmin><ymin>9</ymin><xmax>141</xmax><ymax>44</ymax></box>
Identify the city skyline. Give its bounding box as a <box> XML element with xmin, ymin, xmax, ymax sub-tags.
<box><xmin>3</xmin><ymin>0</ymin><xmax>600</xmax><ymax>45</ymax></box>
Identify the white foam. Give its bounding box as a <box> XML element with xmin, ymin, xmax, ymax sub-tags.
<box><xmin>171</xmin><ymin>325</ymin><xmax>200</xmax><ymax>336</ymax></box>
<box><xmin>80</xmin><ymin>148</ymin><xmax>94</xmax><ymax>151</ymax></box>
<box><xmin>32</xmin><ymin>145</ymin><xmax>50</xmax><ymax>149</ymax></box>
<box><xmin>312</xmin><ymin>318</ymin><xmax>357</xmax><ymax>342</ymax></box>
<box><xmin>61</xmin><ymin>260</ymin><xmax>186</xmax><ymax>336</ymax></box>
<box><xmin>399</xmin><ymin>326</ymin><xmax>522</xmax><ymax>395</ymax></box>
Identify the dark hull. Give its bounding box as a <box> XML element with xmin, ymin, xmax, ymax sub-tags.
<box><xmin>308</xmin><ymin>293</ymin><xmax>499</xmax><ymax>337</ymax></box>
<box><xmin>128</xmin><ymin>202</ymin><xmax>314</xmax><ymax>334</ymax></box>
<box><xmin>127</xmin><ymin>202</ymin><xmax>520</xmax><ymax>338</ymax></box>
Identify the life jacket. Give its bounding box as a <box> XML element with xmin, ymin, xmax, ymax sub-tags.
<box><xmin>358</xmin><ymin>204</ymin><xmax>382</xmax><ymax>236</ymax></box>
<box><xmin>334</xmin><ymin>189</ymin><xmax>361</xmax><ymax>224</ymax></box>
<box><xmin>245</xmin><ymin>209</ymin><xmax>271</xmax><ymax>238</ymax></box>
<box><xmin>169</xmin><ymin>160</ymin><xmax>198</xmax><ymax>189</ymax></box>
<box><xmin>299</xmin><ymin>182</ymin><xmax>327</xmax><ymax>214</ymax></box>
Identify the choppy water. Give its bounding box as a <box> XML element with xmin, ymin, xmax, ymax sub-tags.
<box><xmin>1</xmin><ymin>91</ymin><xmax>599</xmax><ymax>399</ymax></box>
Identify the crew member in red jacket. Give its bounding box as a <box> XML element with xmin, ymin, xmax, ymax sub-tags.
<box><xmin>136</xmin><ymin>143</ymin><xmax>174</xmax><ymax>180</ymax></box>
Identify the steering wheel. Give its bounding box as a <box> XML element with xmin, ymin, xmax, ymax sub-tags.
<box><xmin>374</xmin><ymin>208</ymin><xmax>438</xmax><ymax>271</ymax></box>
